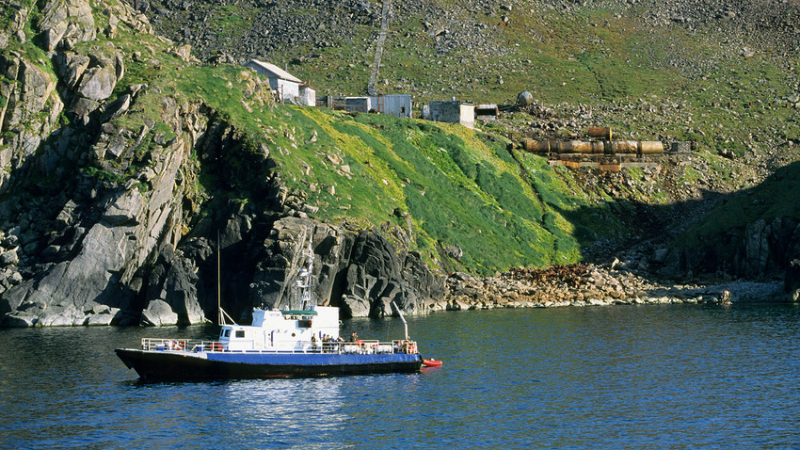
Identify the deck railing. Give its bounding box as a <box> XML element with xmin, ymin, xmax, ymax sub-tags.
<box><xmin>140</xmin><ymin>338</ymin><xmax>419</xmax><ymax>354</ymax></box>
<box><xmin>141</xmin><ymin>338</ymin><xmax>221</xmax><ymax>352</ymax></box>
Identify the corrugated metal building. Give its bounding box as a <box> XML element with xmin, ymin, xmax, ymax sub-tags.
<box><xmin>369</xmin><ymin>95</ymin><xmax>412</xmax><ymax>118</ymax></box>
<box><xmin>319</xmin><ymin>94</ymin><xmax>412</xmax><ymax>118</ymax></box>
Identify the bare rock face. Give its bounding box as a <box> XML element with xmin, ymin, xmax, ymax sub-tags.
<box><xmin>36</xmin><ymin>0</ymin><xmax>96</xmax><ymax>51</ymax></box>
<box><xmin>245</xmin><ymin>217</ymin><xmax>444</xmax><ymax>320</ymax></box>
<box><xmin>662</xmin><ymin>216</ymin><xmax>800</xmax><ymax>280</ymax></box>
<box><xmin>0</xmin><ymin>124</ymin><xmax>188</xmax><ymax>326</ymax></box>
<box><xmin>102</xmin><ymin>0</ymin><xmax>153</xmax><ymax>35</ymax></box>
<box><xmin>0</xmin><ymin>53</ymin><xmax>63</xmax><ymax>193</ymax></box>
<box><xmin>142</xmin><ymin>246</ymin><xmax>205</xmax><ymax>326</ymax></box>
<box><xmin>54</xmin><ymin>50</ymin><xmax>124</xmax><ymax>125</ymax></box>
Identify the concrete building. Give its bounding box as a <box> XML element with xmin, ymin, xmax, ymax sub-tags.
<box><xmin>428</xmin><ymin>100</ymin><xmax>474</xmax><ymax>129</ymax></box>
<box><xmin>244</xmin><ymin>59</ymin><xmax>315</xmax><ymax>106</ymax></box>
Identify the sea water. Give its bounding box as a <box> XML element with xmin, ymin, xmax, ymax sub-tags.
<box><xmin>1</xmin><ymin>303</ymin><xmax>799</xmax><ymax>449</ymax></box>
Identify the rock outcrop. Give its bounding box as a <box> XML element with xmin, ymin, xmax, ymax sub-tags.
<box><xmin>36</xmin><ymin>0</ymin><xmax>96</xmax><ymax>51</ymax></box>
<box><xmin>661</xmin><ymin>216</ymin><xmax>800</xmax><ymax>280</ymax></box>
<box><xmin>0</xmin><ymin>52</ymin><xmax>63</xmax><ymax>192</ymax></box>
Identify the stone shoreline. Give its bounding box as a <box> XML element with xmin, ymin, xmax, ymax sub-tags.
<box><xmin>438</xmin><ymin>263</ymin><xmax>788</xmax><ymax>312</ymax></box>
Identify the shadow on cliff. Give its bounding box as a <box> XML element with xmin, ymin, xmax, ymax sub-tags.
<box><xmin>551</xmin><ymin>160</ymin><xmax>800</xmax><ymax>283</ymax></box>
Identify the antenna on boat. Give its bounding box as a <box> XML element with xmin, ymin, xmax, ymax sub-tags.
<box><xmin>217</xmin><ymin>230</ymin><xmax>223</xmax><ymax>325</ymax></box>
<box><xmin>391</xmin><ymin>301</ymin><xmax>409</xmax><ymax>341</ymax></box>
<box><xmin>298</xmin><ymin>232</ymin><xmax>315</xmax><ymax>310</ymax></box>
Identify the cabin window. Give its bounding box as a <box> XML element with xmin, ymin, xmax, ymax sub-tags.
<box><xmin>298</xmin><ymin>319</ymin><xmax>313</xmax><ymax>328</ymax></box>
<box><xmin>401</xmin><ymin>107</ymin><xmax>406</xmax><ymax>114</ymax></box>
<box><xmin>235</xmin><ymin>330</ymin><xmax>245</xmax><ymax>338</ymax></box>
<box><xmin>222</xmin><ymin>329</ymin><xmax>230</xmax><ymax>338</ymax></box>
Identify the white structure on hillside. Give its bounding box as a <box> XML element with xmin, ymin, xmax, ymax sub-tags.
<box><xmin>320</xmin><ymin>94</ymin><xmax>412</xmax><ymax>118</ymax></box>
<box><xmin>244</xmin><ymin>59</ymin><xmax>315</xmax><ymax>106</ymax></box>
<box><xmin>428</xmin><ymin>100</ymin><xmax>474</xmax><ymax>129</ymax></box>
<box><xmin>369</xmin><ymin>94</ymin><xmax>412</xmax><ymax>118</ymax></box>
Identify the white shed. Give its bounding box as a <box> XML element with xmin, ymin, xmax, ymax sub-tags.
<box><xmin>429</xmin><ymin>100</ymin><xmax>474</xmax><ymax>129</ymax></box>
<box><xmin>244</xmin><ymin>59</ymin><xmax>315</xmax><ymax>106</ymax></box>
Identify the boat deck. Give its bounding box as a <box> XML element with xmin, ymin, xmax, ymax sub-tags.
<box><xmin>140</xmin><ymin>338</ymin><xmax>417</xmax><ymax>355</ymax></box>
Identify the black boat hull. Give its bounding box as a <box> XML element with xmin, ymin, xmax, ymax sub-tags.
<box><xmin>115</xmin><ymin>348</ymin><xmax>424</xmax><ymax>380</ymax></box>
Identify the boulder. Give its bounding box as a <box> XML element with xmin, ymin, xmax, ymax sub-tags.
<box><xmin>0</xmin><ymin>250</ymin><xmax>18</xmax><ymax>267</ymax></box>
<box><xmin>54</xmin><ymin>51</ymin><xmax>91</xmax><ymax>89</ymax></box>
<box><xmin>140</xmin><ymin>300</ymin><xmax>179</xmax><ymax>326</ymax></box>
<box><xmin>76</xmin><ymin>58</ymin><xmax>119</xmax><ymax>102</ymax></box>
<box><xmin>517</xmin><ymin>91</ymin><xmax>534</xmax><ymax>106</ymax></box>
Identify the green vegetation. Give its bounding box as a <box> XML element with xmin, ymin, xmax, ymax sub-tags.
<box><xmin>105</xmin><ymin>49</ymin><xmax>628</xmax><ymax>274</ymax></box>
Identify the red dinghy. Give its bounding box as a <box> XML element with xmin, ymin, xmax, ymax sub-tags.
<box><xmin>423</xmin><ymin>358</ymin><xmax>443</xmax><ymax>367</ymax></box>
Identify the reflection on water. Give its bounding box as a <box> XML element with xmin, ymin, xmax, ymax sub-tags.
<box><xmin>1</xmin><ymin>304</ymin><xmax>800</xmax><ymax>449</ymax></box>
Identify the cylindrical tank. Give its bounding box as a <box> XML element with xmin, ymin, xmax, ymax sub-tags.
<box><xmin>611</xmin><ymin>141</ymin><xmax>638</xmax><ymax>155</ymax></box>
<box><xmin>638</xmin><ymin>141</ymin><xmax>664</xmax><ymax>155</ymax></box>
<box><xmin>559</xmin><ymin>141</ymin><xmax>578</xmax><ymax>154</ymax></box>
<box><xmin>588</xmin><ymin>127</ymin><xmax>613</xmax><ymax>140</ymax></box>
<box><xmin>572</xmin><ymin>141</ymin><xmax>593</xmax><ymax>154</ymax></box>
<box><xmin>523</xmin><ymin>139</ymin><xmax>549</xmax><ymax>153</ymax></box>
<box><xmin>591</xmin><ymin>141</ymin><xmax>605</xmax><ymax>154</ymax></box>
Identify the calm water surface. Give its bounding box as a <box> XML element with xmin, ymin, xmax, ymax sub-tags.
<box><xmin>1</xmin><ymin>304</ymin><xmax>799</xmax><ymax>449</ymax></box>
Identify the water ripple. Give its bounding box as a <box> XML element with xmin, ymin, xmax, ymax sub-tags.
<box><xmin>1</xmin><ymin>304</ymin><xmax>800</xmax><ymax>449</ymax></box>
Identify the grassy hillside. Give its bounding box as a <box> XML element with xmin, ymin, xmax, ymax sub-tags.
<box><xmin>5</xmin><ymin>0</ymin><xmax>800</xmax><ymax>279</ymax></box>
<box><xmin>267</xmin><ymin>107</ymin><xmax>635</xmax><ymax>273</ymax></box>
<box><xmin>35</xmin><ymin>23</ymin><xmax>625</xmax><ymax>275</ymax></box>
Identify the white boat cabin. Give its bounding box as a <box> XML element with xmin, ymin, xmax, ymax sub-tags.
<box><xmin>218</xmin><ymin>306</ymin><xmax>340</xmax><ymax>352</ymax></box>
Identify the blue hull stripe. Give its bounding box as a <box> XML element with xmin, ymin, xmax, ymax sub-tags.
<box><xmin>206</xmin><ymin>352</ymin><xmax>419</xmax><ymax>365</ymax></box>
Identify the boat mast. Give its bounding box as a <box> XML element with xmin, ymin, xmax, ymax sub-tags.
<box><xmin>297</xmin><ymin>234</ymin><xmax>315</xmax><ymax>310</ymax></box>
<box><xmin>215</xmin><ymin>231</ymin><xmax>237</xmax><ymax>325</ymax></box>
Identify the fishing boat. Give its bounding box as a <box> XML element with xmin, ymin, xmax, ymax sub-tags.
<box><xmin>115</xmin><ymin>237</ymin><xmax>425</xmax><ymax>380</ymax></box>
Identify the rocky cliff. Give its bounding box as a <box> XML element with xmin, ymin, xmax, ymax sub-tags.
<box><xmin>0</xmin><ymin>0</ymin><xmax>446</xmax><ymax>327</ymax></box>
